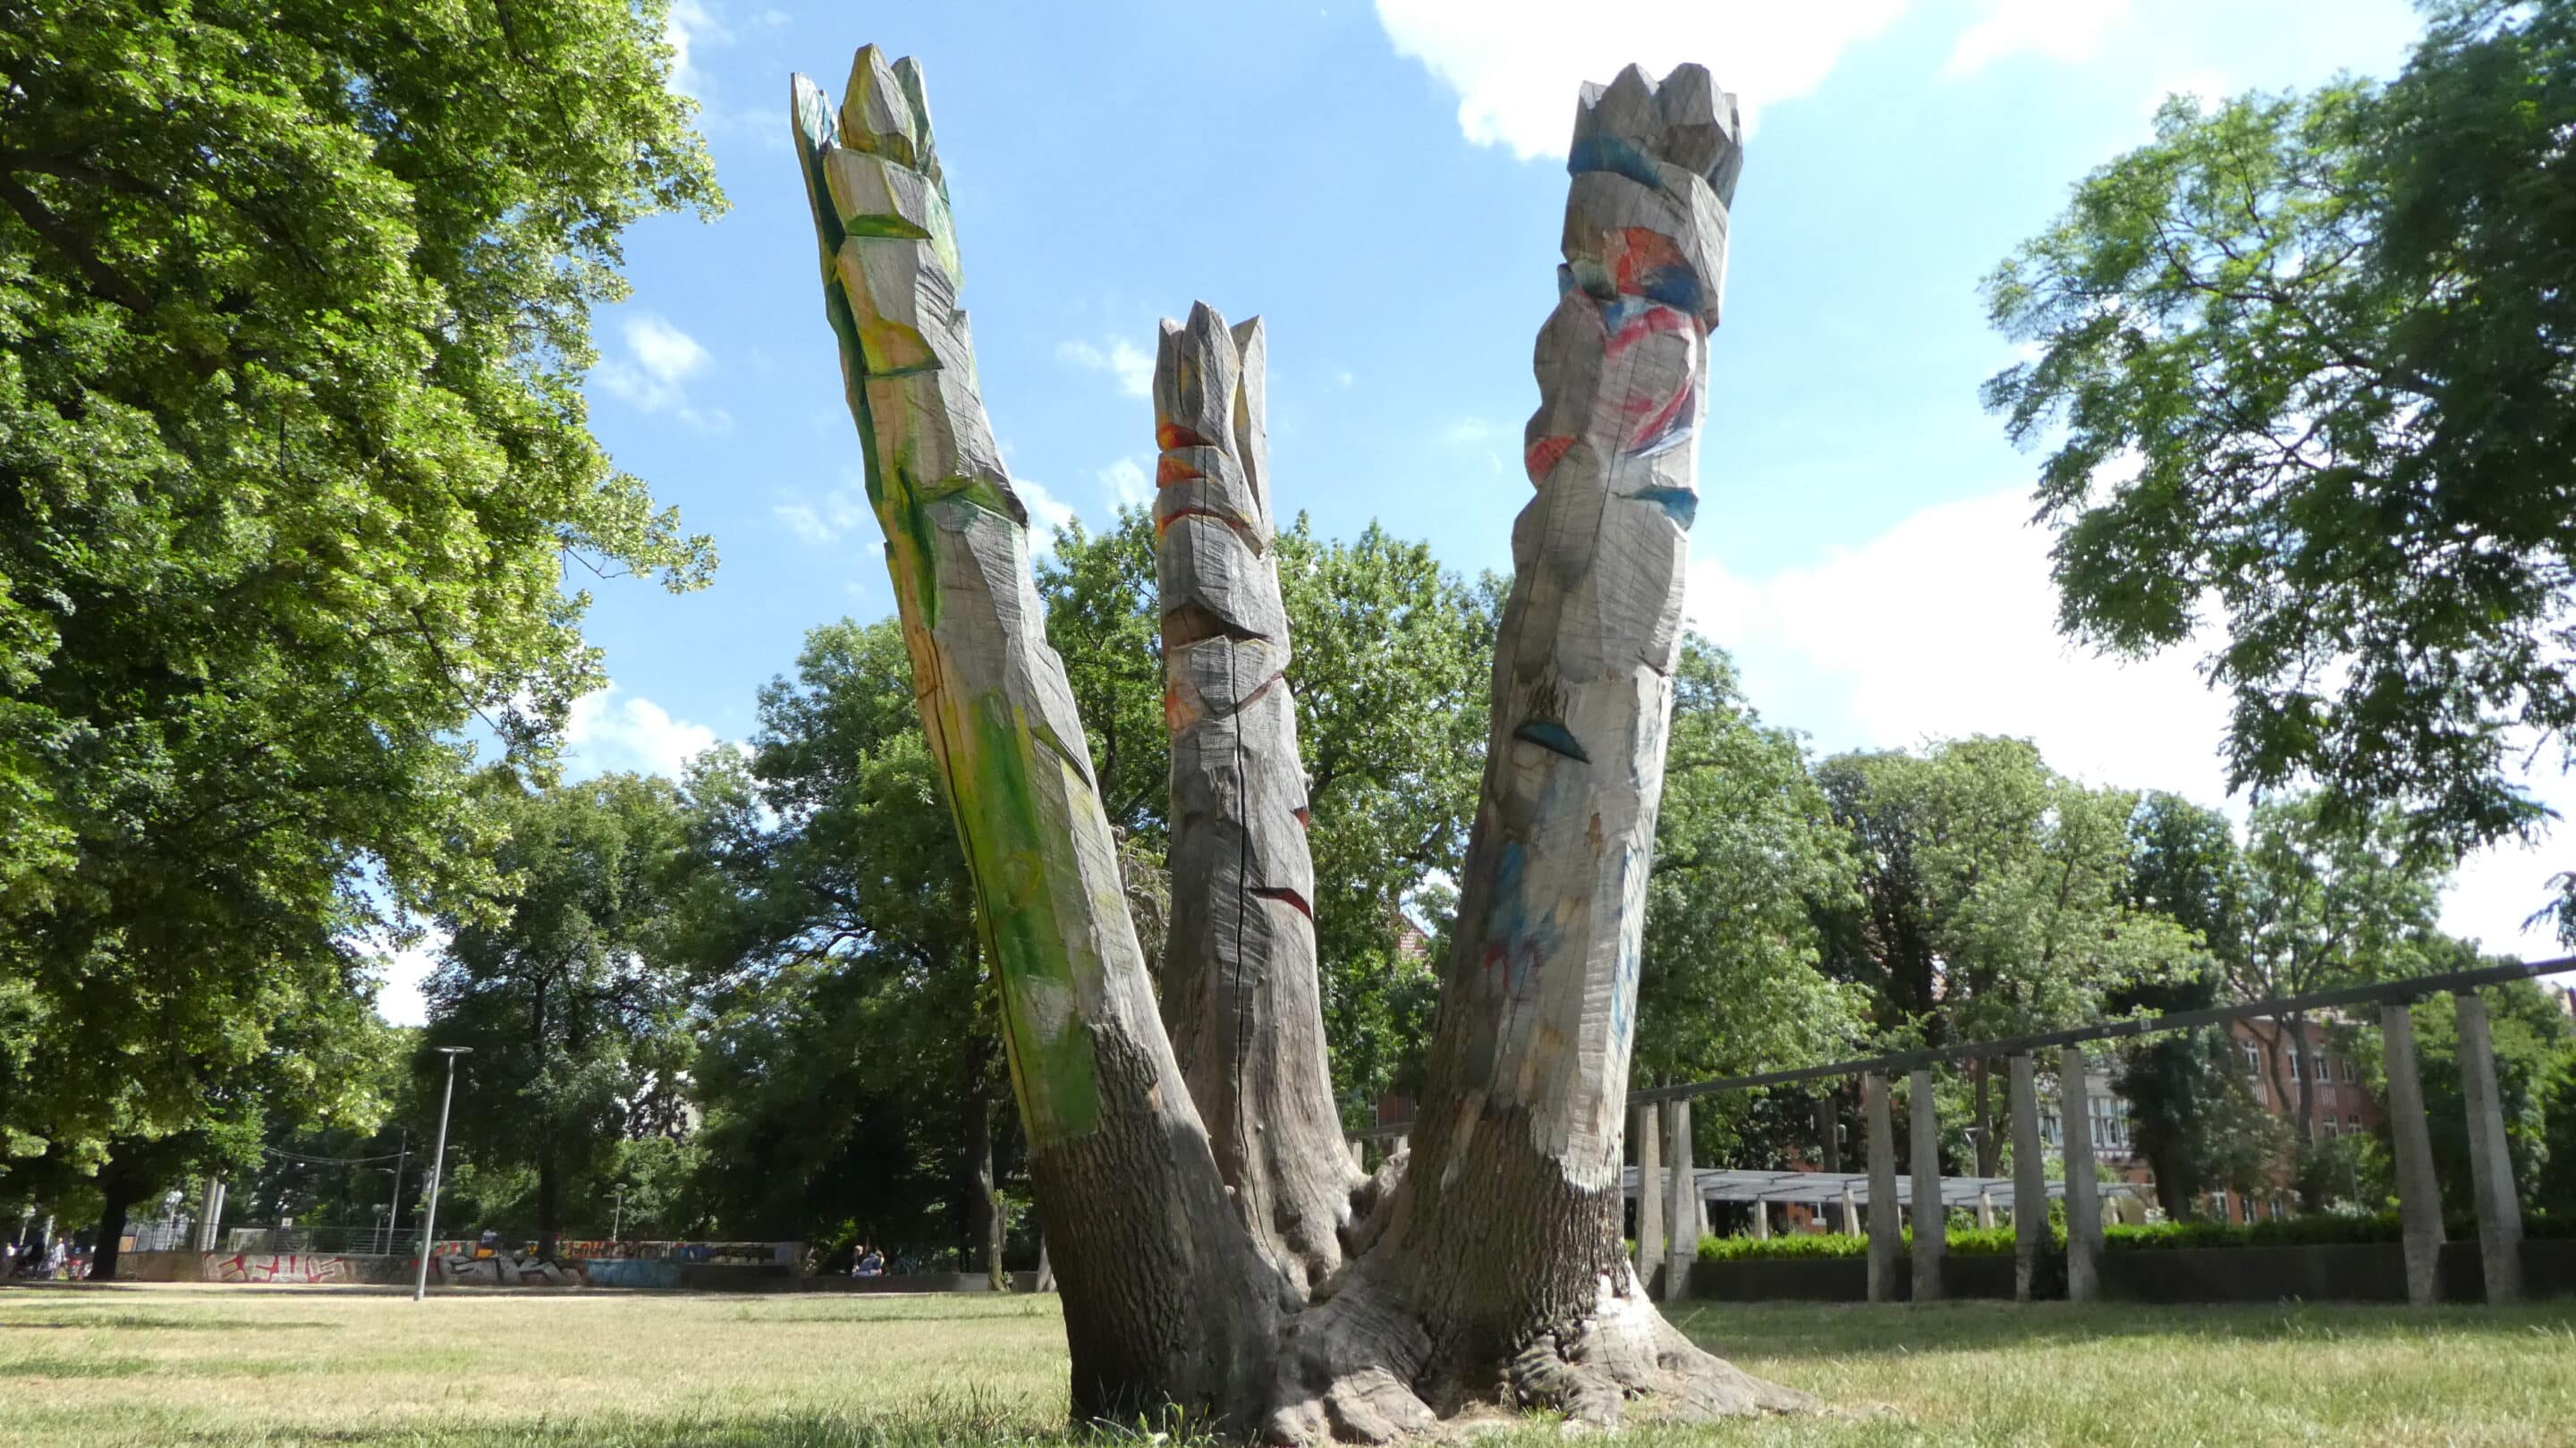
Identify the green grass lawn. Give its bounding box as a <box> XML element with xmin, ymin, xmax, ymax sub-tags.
<box><xmin>1</xmin><ymin>1284</ymin><xmax>2570</xmax><ymax>1447</ymax></box>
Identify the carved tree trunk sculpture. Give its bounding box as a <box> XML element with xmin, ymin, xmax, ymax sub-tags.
<box><xmin>792</xmin><ymin>47</ymin><xmax>1799</xmax><ymax>1440</ymax></box>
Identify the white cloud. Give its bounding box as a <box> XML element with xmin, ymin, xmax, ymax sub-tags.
<box><xmin>1693</xmin><ymin>487</ymin><xmax>2576</xmax><ymax>961</ymax></box>
<box><xmin>665</xmin><ymin>0</ymin><xmax>729</xmax><ymax>99</ymax></box>
<box><xmin>1014</xmin><ymin>478</ymin><xmax>1080</xmax><ymax>562</ymax></box>
<box><xmin>1336</xmin><ymin>369</ymin><xmax>1357</xmax><ymax>388</ymax></box>
<box><xmin>370</xmin><ymin>929</ymin><xmax>446</xmax><ymax>1029</ymax></box>
<box><xmin>1691</xmin><ymin>488</ymin><xmax>2233</xmax><ymax>800</ymax></box>
<box><xmin>1372</xmin><ymin>0</ymin><xmax>1910</xmax><ymax>159</ymax></box>
<box><xmin>1057</xmin><ymin>338</ymin><xmax>1156</xmax><ymax>399</ymax></box>
<box><xmin>1098</xmin><ymin>456</ymin><xmax>1152</xmax><ymax>511</ymax></box>
<box><xmin>775</xmin><ymin>478</ymin><xmax>869</xmax><ymax>544</ymax></box>
<box><xmin>595</xmin><ymin>313</ymin><xmax>732</xmax><ymax>433</ymax></box>
<box><xmin>2444</xmin><ymin>818</ymin><xmax>2572</xmax><ymax>960</ymax></box>
<box><xmin>565</xmin><ymin>687</ymin><xmax>722</xmax><ymax>781</ymax></box>
<box><xmin>1946</xmin><ymin>0</ymin><xmax>2131</xmax><ymax>77</ymax></box>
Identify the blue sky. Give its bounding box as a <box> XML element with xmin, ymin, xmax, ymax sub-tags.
<box><xmin>380</xmin><ymin>0</ymin><xmax>2569</xmax><ymax>1022</ymax></box>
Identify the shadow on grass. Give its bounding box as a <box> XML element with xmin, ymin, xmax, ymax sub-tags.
<box><xmin>0</xmin><ymin>1315</ymin><xmax>334</xmax><ymax>1332</ymax></box>
<box><xmin>0</xmin><ymin>1353</ymin><xmax>156</xmax><ymax>1377</ymax></box>
<box><xmin>1673</xmin><ymin>1298</ymin><xmax>2576</xmax><ymax>1361</ymax></box>
<box><xmin>143</xmin><ymin>1402</ymin><xmax>1168</xmax><ymax>1448</ymax></box>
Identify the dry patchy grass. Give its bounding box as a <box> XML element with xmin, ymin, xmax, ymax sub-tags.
<box><xmin>0</xmin><ymin>1284</ymin><xmax>2570</xmax><ymax>1446</ymax></box>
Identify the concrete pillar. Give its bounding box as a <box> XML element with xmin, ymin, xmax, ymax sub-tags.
<box><xmin>1841</xmin><ymin>1182</ymin><xmax>1861</xmax><ymax>1238</ymax></box>
<box><xmin>193</xmin><ymin>1174</ymin><xmax>222</xmax><ymax>1252</ymax></box>
<box><xmin>2454</xmin><ymin>990</ymin><xmax>2524</xmax><ymax>1304</ymax></box>
<box><xmin>1633</xmin><ymin>1101</ymin><xmax>1665</xmax><ymax>1289</ymax></box>
<box><xmin>2060</xmin><ymin>1046</ymin><xmax>2102</xmax><ymax>1303</ymax></box>
<box><xmin>1977</xmin><ymin>1187</ymin><xmax>1996</xmax><ymax>1232</ymax></box>
<box><xmin>1393</xmin><ymin>1135</ymin><xmax>1408</xmax><ymax>1156</ymax></box>
<box><xmin>2379</xmin><ymin>1001</ymin><xmax>2446</xmax><ymax>1306</ymax></box>
<box><xmin>1750</xmin><ymin>1199</ymin><xmax>1771</xmax><ymax>1240</ymax></box>
<box><xmin>1865</xmin><ymin>1071</ymin><xmax>1900</xmax><ymax>1302</ymax></box>
<box><xmin>1910</xmin><ymin>1068</ymin><xmax>1945</xmax><ymax>1303</ymax></box>
<box><xmin>1814</xmin><ymin>1094</ymin><xmax>1843</xmax><ymax>1231</ymax></box>
<box><xmin>1658</xmin><ymin>1092</ymin><xmax>1699</xmax><ymax>1298</ymax></box>
<box><xmin>1664</xmin><ymin>1097</ymin><xmax>1696</xmax><ymax>1302</ymax></box>
<box><xmin>2010</xmin><ymin>1054</ymin><xmax>2045</xmax><ymax>1300</ymax></box>
<box><xmin>1346</xmin><ymin>1138</ymin><xmax>1364</xmax><ymax>1171</ymax></box>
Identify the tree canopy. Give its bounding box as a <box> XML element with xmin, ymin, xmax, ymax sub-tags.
<box><xmin>0</xmin><ymin>0</ymin><xmax>718</xmax><ymax>1197</ymax></box>
<box><xmin>1983</xmin><ymin>0</ymin><xmax>2576</xmax><ymax>860</ymax></box>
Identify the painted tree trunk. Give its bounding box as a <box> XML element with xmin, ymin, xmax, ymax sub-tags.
<box><xmin>1154</xmin><ymin>302</ymin><xmax>1359</xmax><ymax>1300</ymax></box>
<box><xmin>792</xmin><ymin>46</ymin><xmax>1797</xmax><ymax>1440</ymax></box>
<box><xmin>790</xmin><ymin>50</ymin><xmax>1277</xmax><ymax>1422</ymax></box>
<box><xmin>1265</xmin><ymin>62</ymin><xmax>1799</xmax><ymax>1438</ymax></box>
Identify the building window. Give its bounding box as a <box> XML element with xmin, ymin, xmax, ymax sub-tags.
<box><xmin>2340</xmin><ymin>1056</ymin><xmax>2356</xmax><ymax>1083</ymax></box>
<box><xmin>2286</xmin><ymin>1049</ymin><xmax>2302</xmax><ymax>1082</ymax></box>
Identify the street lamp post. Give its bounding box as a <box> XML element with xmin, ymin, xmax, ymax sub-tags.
<box><xmin>611</xmin><ymin>1183</ymin><xmax>625</xmax><ymax>1244</ymax></box>
<box><xmin>412</xmin><ymin>1046</ymin><xmax>471</xmax><ymax>1302</ymax></box>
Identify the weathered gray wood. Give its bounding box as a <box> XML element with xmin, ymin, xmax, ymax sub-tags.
<box><xmin>1665</xmin><ymin>1096</ymin><xmax>1695</xmax><ymax>1302</ymax></box>
<box><xmin>1865</xmin><ymin>1071</ymin><xmax>1898</xmax><ymax>1303</ymax></box>
<box><xmin>2454</xmin><ymin>990</ymin><xmax>2523</xmax><ymax>1304</ymax></box>
<box><xmin>1156</xmin><ymin>303</ymin><xmax>1354</xmax><ymax>1299</ymax></box>
<box><xmin>2010</xmin><ymin>1054</ymin><xmax>2044</xmax><ymax>1301</ymax></box>
<box><xmin>1750</xmin><ymin>1200</ymin><xmax>1770</xmax><ymax>1240</ymax></box>
<box><xmin>1634</xmin><ymin>1100</ymin><xmax>1665</xmax><ymax>1287</ymax></box>
<box><xmin>1909</xmin><ymin>1069</ymin><xmax>1944</xmax><ymax>1303</ymax></box>
<box><xmin>1840</xmin><ymin>1181</ymin><xmax>1860</xmax><ymax>1238</ymax></box>
<box><xmin>1267</xmin><ymin>64</ymin><xmax>1802</xmax><ymax>1435</ymax></box>
<box><xmin>2059</xmin><ymin>1047</ymin><xmax>2101</xmax><ymax>1303</ymax></box>
<box><xmin>1976</xmin><ymin>1188</ymin><xmax>1995</xmax><ymax>1232</ymax></box>
<box><xmin>791</xmin><ymin>50</ymin><xmax>1272</xmax><ymax>1426</ymax></box>
<box><xmin>2380</xmin><ymin>1002</ymin><xmax>2445</xmax><ymax>1306</ymax></box>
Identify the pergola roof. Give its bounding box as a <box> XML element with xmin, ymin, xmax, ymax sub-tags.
<box><xmin>1621</xmin><ymin>1167</ymin><xmax>2144</xmax><ymax>1207</ymax></box>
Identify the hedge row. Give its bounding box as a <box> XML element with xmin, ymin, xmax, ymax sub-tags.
<box><xmin>1694</xmin><ymin>1209</ymin><xmax>2573</xmax><ymax>1262</ymax></box>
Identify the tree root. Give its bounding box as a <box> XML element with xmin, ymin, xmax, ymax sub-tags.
<box><xmin>1508</xmin><ymin>1274</ymin><xmax>1814</xmax><ymax>1430</ymax></box>
<box><xmin>1266</xmin><ymin>1266</ymin><xmax>1810</xmax><ymax>1444</ymax></box>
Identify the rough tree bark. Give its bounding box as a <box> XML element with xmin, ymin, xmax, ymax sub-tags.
<box><xmin>792</xmin><ymin>47</ymin><xmax>1800</xmax><ymax>1440</ymax></box>
<box><xmin>790</xmin><ymin>52</ymin><xmax>1279</xmax><ymax>1419</ymax></box>
<box><xmin>1155</xmin><ymin>303</ymin><xmax>1362</xmax><ymax>1300</ymax></box>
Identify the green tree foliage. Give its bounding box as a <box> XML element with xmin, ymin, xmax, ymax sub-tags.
<box><xmin>1818</xmin><ymin>737</ymin><xmax>2196</xmax><ymax>1172</ymax></box>
<box><xmin>2115</xmin><ymin>793</ymin><xmax>2256</xmax><ymax>1215</ymax></box>
<box><xmin>1818</xmin><ymin>738</ymin><xmax>2192</xmax><ymax>1044</ymax></box>
<box><xmin>1983</xmin><ymin>1</ymin><xmax>2576</xmax><ymax>858</ymax></box>
<box><xmin>1632</xmin><ymin>641</ymin><xmax>1864</xmax><ymax>1156</ymax></box>
<box><xmin>0</xmin><ymin>1</ymin><xmax>717</xmax><ymax>1194</ymax></box>
<box><xmin>424</xmin><ymin>775</ymin><xmax>702</xmax><ymax>1258</ymax></box>
<box><xmin>2236</xmin><ymin>795</ymin><xmax>2444</xmax><ymax>1140</ymax></box>
<box><xmin>683</xmin><ymin>622</ymin><xmax>1008</xmax><ymax>1262</ymax></box>
<box><xmin>1039</xmin><ymin>511</ymin><xmax>1496</xmax><ymax>1114</ymax></box>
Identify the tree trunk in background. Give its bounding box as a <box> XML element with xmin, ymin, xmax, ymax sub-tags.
<box><xmin>90</xmin><ymin>1164</ymin><xmax>133</xmax><ymax>1283</ymax></box>
<box><xmin>969</xmin><ymin>1081</ymin><xmax>1005</xmax><ymax>1290</ymax></box>
<box><xmin>1815</xmin><ymin>1093</ymin><xmax>1843</xmax><ymax>1232</ymax></box>
<box><xmin>792</xmin><ymin>53</ymin><xmax>1276</xmax><ymax>1424</ymax></box>
<box><xmin>793</xmin><ymin>46</ymin><xmax>1799</xmax><ymax>1438</ymax></box>
<box><xmin>1972</xmin><ymin>1060</ymin><xmax>2000</xmax><ymax>1176</ymax></box>
<box><xmin>537</xmin><ymin>1140</ymin><xmax>561</xmax><ymax>1262</ymax></box>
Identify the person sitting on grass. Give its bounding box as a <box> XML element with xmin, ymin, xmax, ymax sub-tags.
<box><xmin>852</xmin><ymin>1244</ymin><xmax>885</xmax><ymax>1277</ymax></box>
